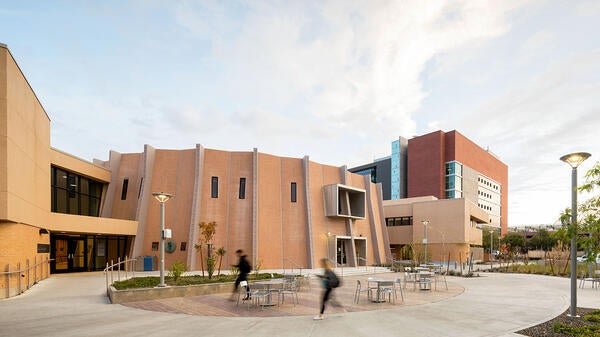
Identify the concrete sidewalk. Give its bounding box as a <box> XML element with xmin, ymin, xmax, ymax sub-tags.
<box><xmin>1</xmin><ymin>272</ymin><xmax>599</xmax><ymax>337</ymax></box>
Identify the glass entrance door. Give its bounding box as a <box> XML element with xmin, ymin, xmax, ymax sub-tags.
<box><xmin>51</xmin><ymin>235</ymin><xmax>87</xmax><ymax>273</ymax></box>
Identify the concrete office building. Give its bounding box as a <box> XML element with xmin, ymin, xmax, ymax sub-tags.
<box><xmin>0</xmin><ymin>44</ymin><xmax>391</xmax><ymax>297</ymax></box>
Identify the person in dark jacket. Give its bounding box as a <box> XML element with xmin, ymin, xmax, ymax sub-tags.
<box><xmin>314</xmin><ymin>258</ymin><xmax>338</xmax><ymax>320</ymax></box>
<box><xmin>233</xmin><ymin>249</ymin><xmax>252</xmax><ymax>300</ymax></box>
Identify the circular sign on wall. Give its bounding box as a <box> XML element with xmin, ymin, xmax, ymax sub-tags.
<box><xmin>165</xmin><ymin>240</ymin><xmax>177</xmax><ymax>253</ymax></box>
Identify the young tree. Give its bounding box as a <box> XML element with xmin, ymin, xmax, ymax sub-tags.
<box><xmin>578</xmin><ymin>161</ymin><xmax>600</xmax><ymax>262</ymax></box>
<box><xmin>215</xmin><ymin>247</ymin><xmax>226</xmax><ymax>277</ymax></box>
<box><xmin>501</xmin><ymin>232</ymin><xmax>526</xmax><ymax>262</ymax></box>
<box><xmin>195</xmin><ymin>221</ymin><xmax>218</xmax><ymax>278</ymax></box>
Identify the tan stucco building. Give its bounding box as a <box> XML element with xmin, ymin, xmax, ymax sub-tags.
<box><xmin>0</xmin><ymin>44</ymin><xmax>391</xmax><ymax>298</ymax></box>
<box><xmin>384</xmin><ymin>196</ymin><xmax>489</xmax><ymax>263</ymax></box>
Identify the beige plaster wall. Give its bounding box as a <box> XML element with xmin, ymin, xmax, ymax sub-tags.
<box><xmin>280</xmin><ymin>157</ymin><xmax>309</xmax><ymax>269</ymax></box>
<box><xmin>47</xmin><ymin>212</ymin><xmax>137</xmax><ymax>235</ymax></box>
<box><xmin>256</xmin><ymin>152</ymin><xmax>284</xmax><ymax>268</ymax></box>
<box><xmin>384</xmin><ymin>197</ymin><xmax>483</xmax><ymax>262</ymax></box>
<box><xmin>109</xmin><ymin>152</ymin><xmax>144</xmax><ymax>221</ymax></box>
<box><xmin>50</xmin><ymin>148</ymin><xmax>111</xmax><ymax>183</ymax></box>
<box><xmin>0</xmin><ymin>46</ymin><xmax>50</xmax><ymax>227</ymax></box>
<box><xmin>139</xmin><ymin>149</ymin><xmax>196</xmax><ymax>268</ymax></box>
<box><xmin>225</xmin><ymin>152</ymin><xmax>253</xmax><ymax>268</ymax></box>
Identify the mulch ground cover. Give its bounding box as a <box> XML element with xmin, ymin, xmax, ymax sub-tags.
<box><xmin>518</xmin><ymin>308</ymin><xmax>600</xmax><ymax>337</ymax></box>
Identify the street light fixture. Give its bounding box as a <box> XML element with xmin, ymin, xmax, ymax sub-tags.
<box><xmin>560</xmin><ymin>152</ymin><xmax>591</xmax><ymax>317</ymax></box>
<box><xmin>152</xmin><ymin>192</ymin><xmax>173</xmax><ymax>287</ymax></box>
<box><xmin>422</xmin><ymin>220</ymin><xmax>430</xmax><ymax>263</ymax></box>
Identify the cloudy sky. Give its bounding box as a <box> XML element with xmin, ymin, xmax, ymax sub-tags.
<box><xmin>1</xmin><ymin>1</ymin><xmax>599</xmax><ymax>226</ymax></box>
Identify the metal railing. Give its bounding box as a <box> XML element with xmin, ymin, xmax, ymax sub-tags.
<box><xmin>103</xmin><ymin>256</ymin><xmax>137</xmax><ymax>295</ymax></box>
<box><xmin>1</xmin><ymin>257</ymin><xmax>52</xmax><ymax>299</ymax></box>
<box><xmin>357</xmin><ymin>257</ymin><xmax>378</xmax><ymax>273</ymax></box>
<box><xmin>283</xmin><ymin>258</ymin><xmax>304</xmax><ymax>276</ymax></box>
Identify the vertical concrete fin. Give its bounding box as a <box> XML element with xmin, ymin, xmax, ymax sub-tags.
<box><xmin>365</xmin><ymin>175</ymin><xmax>382</xmax><ymax>264</ymax></box>
<box><xmin>375</xmin><ymin>183</ymin><xmax>393</xmax><ymax>262</ymax></box>
<box><xmin>225</xmin><ymin>152</ymin><xmax>232</xmax><ymax>268</ymax></box>
<box><xmin>131</xmin><ymin>144</ymin><xmax>156</xmax><ymax>258</ymax></box>
<box><xmin>252</xmin><ymin>148</ymin><xmax>258</xmax><ymax>267</ymax></box>
<box><xmin>187</xmin><ymin>144</ymin><xmax>205</xmax><ymax>270</ymax></box>
<box><xmin>377</xmin><ymin>183</ymin><xmax>392</xmax><ymax>261</ymax></box>
<box><xmin>279</xmin><ymin>158</ymin><xmax>284</xmax><ymax>269</ymax></box>
<box><xmin>340</xmin><ymin>165</ymin><xmax>357</xmax><ymax>267</ymax></box>
<box><xmin>100</xmin><ymin>150</ymin><xmax>122</xmax><ymax>218</ymax></box>
<box><xmin>302</xmin><ymin>155</ymin><xmax>314</xmax><ymax>269</ymax></box>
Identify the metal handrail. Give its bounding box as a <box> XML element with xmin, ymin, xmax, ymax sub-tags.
<box><xmin>283</xmin><ymin>258</ymin><xmax>303</xmax><ymax>276</ymax></box>
<box><xmin>357</xmin><ymin>257</ymin><xmax>377</xmax><ymax>273</ymax></box>
<box><xmin>2</xmin><ymin>257</ymin><xmax>52</xmax><ymax>299</ymax></box>
<box><xmin>104</xmin><ymin>256</ymin><xmax>137</xmax><ymax>295</ymax></box>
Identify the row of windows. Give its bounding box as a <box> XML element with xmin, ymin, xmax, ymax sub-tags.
<box><xmin>478</xmin><ymin>190</ymin><xmax>494</xmax><ymax>199</ymax></box>
<box><xmin>478</xmin><ymin>177</ymin><xmax>499</xmax><ymax>191</ymax></box>
<box><xmin>51</xmin><ymin>166</ymin><xmax>103</xmax><ymax>216</ymax></box>
<box><xmin>385</xmin><ymin>216</ymin><xmax>413</xmax><ymax>227</ymax></box>
<box><xmin>210</xmin><ymin>177</ymin><xmax>297</xmax><ymax>202</ymax></box>
<box><xmin>479</xmin><ymin>203</ymin><xmax>493</xmax><ymax>212</ymax></box>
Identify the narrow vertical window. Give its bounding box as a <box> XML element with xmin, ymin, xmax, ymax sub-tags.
<box><xmin>121</xmin><ymin>178</ymin><xmax>129</xmax><ymax>200</ymax></box>
<box><xmin>239</xmin><ymin>177</ymin><xmax>246</xmax><ymax>199</ymax></box>
<box><xmin>291</xmin><ymin>182</ymin><xmax>297</xmax><ymax>202</ymax></box>
<box><xmin>138</xmin><ymin>177</ymin><xmax>144</xmax><ymax>199</ymax></box>
<box><xmin>211</xmin><ymin>176</ymin><xmax>219</xmax><ymax>198</ymax></box>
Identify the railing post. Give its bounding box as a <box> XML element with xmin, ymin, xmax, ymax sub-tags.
<box><xmin>105</xmin><ymin>262</ymin><xmax>109</xmax><ymax>296</ymax></box>
<box><xmin>26</xmin><ymin>259</ymin><xmax>30</xmax><ymax>289</ymax></box>
<box><xmin>6</xmin><ymin>264</ymin><xmax>10</xmax><ymax>298</ymax></box>
<box><xmin>17</xmin><ymin>262</ymin><xmax>21</xmax><ymax>294</ymax></box>
<box><xmin>110</xmin><ymin>260</ymin><xmax>114</xmax><ymax>284</ymax></box>
<box><xmin>117</xmin><ymin>257</ymin><xmax>121</xmax><ymax>282</ymax></box>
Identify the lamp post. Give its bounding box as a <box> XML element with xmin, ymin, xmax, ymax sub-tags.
<box><xmin>152</xmin><ymin>192</ymin><xmax>173</xmax><ymax>287</ymax></box>
<box><xmin>560</xmin><ymin>152</ymin><xmax>591</xmax><ymax>317</ymax></box>
<box><xmin>422</xmin><ymin>220</ymin><xmax>430</xmax><ymax>263</ymax></box>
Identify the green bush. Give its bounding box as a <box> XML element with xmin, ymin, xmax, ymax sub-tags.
<box><xmin>206</xmin><ymin>256</ymin><xmax>216</xmax><ymax>279</ymax></box>
<box><xmin>112</xmin><ymin>272</ymin><xmax>282</xmax><ymax>290</ymax></box>
<box><xmin>553</xmin><ymin>322</ymin><xmax>600</xmax><ymax>337</ymax></box>
<box><xmin>168</xmin><ymin>261</ymin><xmax>187</xmax><ymax>282</ymax></box>
<box><xmin>584</xmin><ymin>310</ymin><xmax>600</xmax><ymax>323</ymax></box>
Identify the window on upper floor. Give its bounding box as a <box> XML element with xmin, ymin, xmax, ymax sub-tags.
<box><xmin>211</xmin><ymin>177</ymin><xmax>218</xmax><ymax>198</ymax></box>
<box><xmin>239</xmin><ymin>177</ymin><xmax>246</xmax><ymax>199</ymax></box>
<box><xmin>291</xmin><ymin>182</ymin><xmax>297</xmax><ymax>202</ymax></box>
<box><xmin>51</xmin><ymin>166</ymin><xmax>103</xmax><ymax>216</ymax></box>
<box><xmin>121</xmin><ymin>178</ymin><xmax>129</xmax><ymax>200</ymax></box>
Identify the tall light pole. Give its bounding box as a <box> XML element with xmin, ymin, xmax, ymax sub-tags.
<box><xmin>560</xmin><ymin>152</ymin><xmax>591</xmax><ymax>317</ymax></box>
<box><xmin>153</xmin><ymin>192</ymin><xmax>173</xmax><ymax>287</ymax></box>
<box><xmin>422</xmin><ymin>220</ymin><xmax>430</xmax><ymax>263</ymax></box>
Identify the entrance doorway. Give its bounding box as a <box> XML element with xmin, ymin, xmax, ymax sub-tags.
<box><xmin>50</xmin><ymin>234</ymin><xmax>132</xmax><ymax>273</ymax></box>
<box><xmin>51</xmin><ymin>235</ymin><xmax>87</xmax><ymax>273</ymax></box>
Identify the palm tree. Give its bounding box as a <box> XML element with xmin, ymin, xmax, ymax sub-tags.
<box><xmin>216</xmin><ymin>247</ymin><xmax>226</xmax><ymax>276</ymax></box>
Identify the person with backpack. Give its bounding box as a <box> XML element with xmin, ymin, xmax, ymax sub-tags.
<box><xmin>232</xmin><ymin>249</ymin><xmax>252</xmax><ymax>301</ymax></box>
<box><xmin>314</xmin><ymin>258</ymin><xmax>339</xmax><ymax>320</ymax></box>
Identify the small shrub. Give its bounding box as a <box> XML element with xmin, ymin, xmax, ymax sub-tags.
<box><xmin>168</xmin><ymin>261</ymin><xmax>187</xmax><ymax>282</ymax></box>
<box><xmin>553</xmin><ymin>322</ymin><xmax>600</xmax><ymax>337</ymax></box>
<box><xmin>206</xmin><ymin>256</ymin><xmax>216</xmax><ymax>279</ymax></box>
<box><xmin>584</xmin><ymin>310</ymin><xmax>600</xmax><ymax>323</ymax></box>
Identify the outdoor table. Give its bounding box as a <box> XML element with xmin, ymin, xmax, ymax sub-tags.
<box><xmin>418</xmin><ymin>271</ymin><xmax>433</xmax><ymax>291</ymax></box>
<box><xmin>366</xmin><ymin>278</ymin><xmax>395</xmax><ymax>303</ymax></box>
<box><xmin>253</xmin><ymin>279</ymin><xmax>284</xmax><ymax>306</ymax></box>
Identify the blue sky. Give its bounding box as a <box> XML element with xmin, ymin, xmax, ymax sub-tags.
<box><xmin>2</xmin><ymin>1</ymin><xmax>599</xmax><ymax>226</ymax></box>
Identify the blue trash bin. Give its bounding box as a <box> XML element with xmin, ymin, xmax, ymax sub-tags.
<box><xmin>143</xmin><ymin>256</ymin><xmax>153</xmax><ymax>271</ymax></box>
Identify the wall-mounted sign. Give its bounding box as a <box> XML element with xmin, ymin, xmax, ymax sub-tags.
<box><xmin>37</xmin><ymin>244</ymin><xmax>50</xmax><ymax>253</ymax></box>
